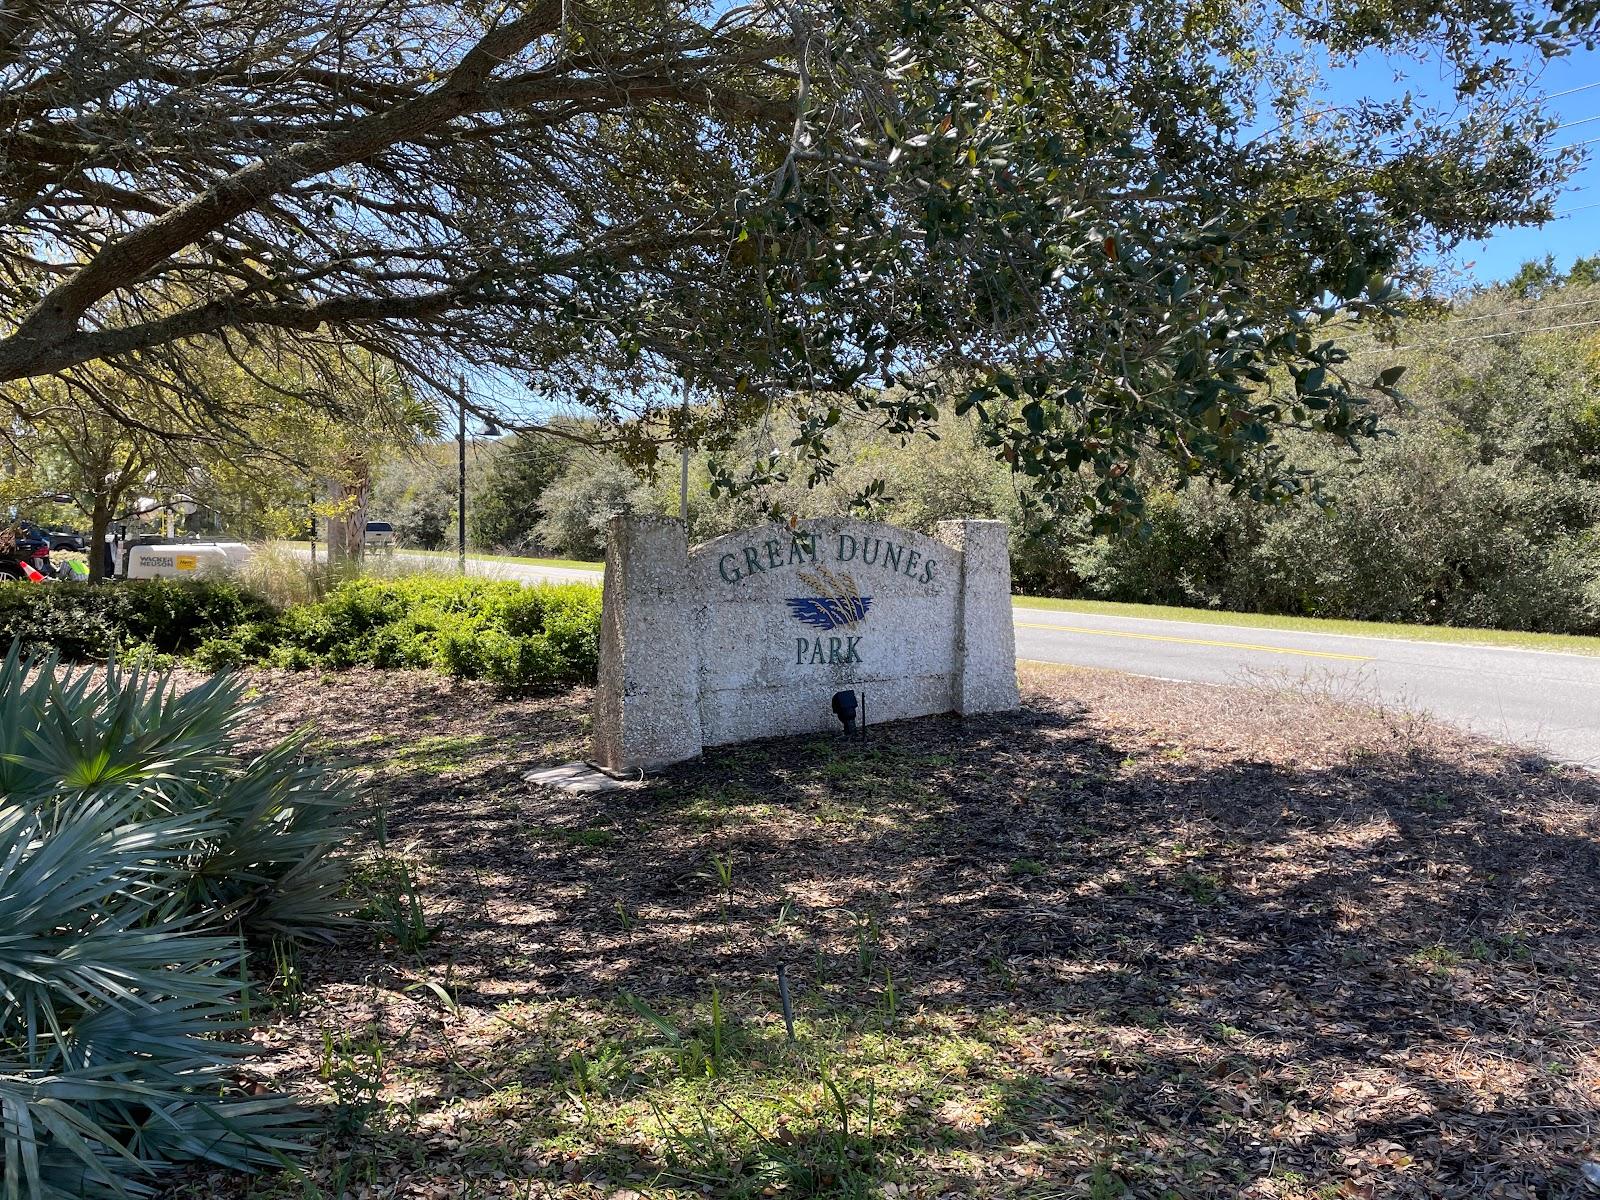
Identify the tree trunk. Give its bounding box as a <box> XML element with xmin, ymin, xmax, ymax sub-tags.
<box><xmin>324</xmin><ymin>460</ymin><xmax>371</xmax><ymax>565</ymax></box>
<box><xmin>87</xmin><ymin>497</ymin><xmax>112</xmax><ymax>583</ymax></box>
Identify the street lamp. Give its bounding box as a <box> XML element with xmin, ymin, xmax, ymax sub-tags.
<box><xmin>457</xmin><ymin>381</ymin><xmax>499</xmax><ymax>574</ymax></box>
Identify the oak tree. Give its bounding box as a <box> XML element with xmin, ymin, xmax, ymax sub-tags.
<box><xmin>4</xmin><ymin>0</ymin><xmax>1596</xmax><ymax>523</ymax></box>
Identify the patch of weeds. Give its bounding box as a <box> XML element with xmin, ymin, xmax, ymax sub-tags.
<box><xmin>346</xmin><ymin>855</ymin><xmax>410</xmax><ymax>914</ymax></box>
<box><xmin>332</xmin><ymin>730</ymin><xmax>398</xmax><ymax>752</ymax></box>
<box><xmin>821</xmin><ymin>752</ymin><xmax>858</xmax><ymax>782</ymax></box>
<box><xmin>621</xmin><ymin>987</ymin><xmax>743</xmax><ymax>1080</ymax></box>
<box><xmin>674</xmin><ymin>781</ymin><xmax>767</xmax><ymax>828</ymax></box>
<box><xmin>1175</xmin><ymin>869</ymin><xmax>1224</xmax><ymax>903</ymax></box>
<box><xmin>1410</xmin><ymin>944</ymin><xmax>1462</xmax><ymax>973</ymax></box>
<box><xmin>316</xmin><ymin>991</ymin><xmax>1073</xmax><ymax>1200</ymax></box>
<box><xmin>708</xmin><ymin>852</ymin><xmax>735</xmax><ymax>893</ymax></box>
<box><xmin>567</xmin><ymin>1042</ymin><xmax>630</xmax><ymax>1101</ymax></box>
<box><xmin>263</xmin><ymin>937</ymin><xmax>307</xmax><ymax>1017</ymax></box>
<box><xmin>701</xmin><ymin>852</ymin><xmax>736</xmax><ymax>923</ymax></box>
<box><xmin>1467</xmin><ymin>932</ymin><xmax>1533</xmax><ymax>963</ymax></box>
<box><xmin>984</xmin><ymin>953</ymin><xmax>1017</xmax><ymax>989</ymax></box>
<box><xmin>849</xmin><ymin>909</ymin><xmax>882</xmax><ymax>977</ymax></box>
<box><xmin>389</xmin><ymin>732</ymin><xmax>489</xmax><ymax>773</ymax></box>
<box><xmin>1088</xmin><ymin>1161</ymin><xmax>1130</xmax><ymax>1199</ymax></box>
<box><xmin>319</xmin><ymin>1027</ymin><xmax>388</xmax><ymax>1137</ymax></box>
<box><xmin>349</xmin><ymin>855</ymin><xmax>435</xmax><ymax>952</ymax></box>
<box><xmin>770</xmin><ymin>894</ymin><xmax>799</xmax><ymax>932</ymax></box>
<box><xmin>1007</xmin><ymin>858</ymin><xmax>1046</xmax><ymax>878</ymax></box>
<box><xmin>806</xmin><ymin>744</ymin><xmax>943</xmax><ymax>817</ymax></box>
<box><xmin>1123</xmin><ymin>1006</ymin><xmax>1165</xmax><ymax>1031</ymax></box>
<box><xmin>530</xmin><ymin>822</ymin><xmax>619</xmax><ymax>848</ymax></box>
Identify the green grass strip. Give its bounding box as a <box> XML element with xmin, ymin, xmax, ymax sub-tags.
<box><xmin>273</xmin><ymin>541</ymin><xmax>1600</xmax><ymax>655</ymax></box>
<box><xmin>1012</xmin><ymin>595</ymin><xmax>1600</xmax><ymax>656</ymax></box>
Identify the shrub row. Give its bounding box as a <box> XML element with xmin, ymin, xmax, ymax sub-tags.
<box><xmin>193</xmin><ymin>575</ymin><xmax>603</xmax><ymax>692</ymax></box>
<box><xmin>0</xmin><ymin>576</ymin><xmax>273</xmax><ymax>658</ymax></box>
<box><xmin>0</xmin><ymin>574</ymin><xmax>604</xmax><ymax>694</ymax></box>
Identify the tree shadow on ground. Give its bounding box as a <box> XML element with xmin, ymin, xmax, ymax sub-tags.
<box><xmin>200</xmin><ymin>665</ymin><xmax>1598</xmax><ymax>1199</ymax></box>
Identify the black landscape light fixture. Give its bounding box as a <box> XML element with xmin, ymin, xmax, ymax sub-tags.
<box><xmin>831</xmin><ymin>689</ymin><xmax>858</xmax><ymax>733</ymax></box>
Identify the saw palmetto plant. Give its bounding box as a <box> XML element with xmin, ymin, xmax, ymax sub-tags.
<box><xmin>0</xmin><ymin>649</ymin><xmax>355</xmax><ymax>1198</ymax></box>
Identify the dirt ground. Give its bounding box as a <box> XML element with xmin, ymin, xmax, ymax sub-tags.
<box><xmin>173</xmin><ymin>664</ymin><xmax>1600</xmax><ymax>1200</ymax></box>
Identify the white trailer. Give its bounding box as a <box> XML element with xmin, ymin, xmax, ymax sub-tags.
<box><xmin>117</xmin><ymin>539</ymin><xmax>252</xmax><ymax>580</ymax></box>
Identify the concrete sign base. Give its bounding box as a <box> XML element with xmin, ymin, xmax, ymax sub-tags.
<box><xmin>592</xmin><ymin>516</ymin><xmax>1019</xmax><ymax>773</ymax></box>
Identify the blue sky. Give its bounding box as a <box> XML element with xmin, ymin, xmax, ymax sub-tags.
<box><xmin>1320</xmin><ymin>44</ymin><xmax>1600</xmax><ymax>287</ymax></box>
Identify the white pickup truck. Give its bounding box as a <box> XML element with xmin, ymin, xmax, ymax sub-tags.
<box><xmin>363</xmin><ymin>520</ymin><xmax>396</xmax><ymax>549</ymax></box>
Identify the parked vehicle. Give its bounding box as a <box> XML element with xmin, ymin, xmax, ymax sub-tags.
<box><xmin>37</xmin><ymin>525</ymin><xmax>86</xmax><ymax>552</ymax></box>
<box><xmin>0</xmin><ymin>524</ymin><xmax>53</xmax><ymax>581</ymax></box>
<box><xmin>1</xmin><ymin>504</ymin><xmax>253</xmax><ymax>583</ymax></box>
<box><xmin>363</xmin><ymin>520</ymin><xmax>396</xmax><ymax>549</ymax></box>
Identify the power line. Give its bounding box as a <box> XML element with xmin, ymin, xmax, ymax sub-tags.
<box><xmin>1339</xmin><ymin>296</ymin><xmax>1600</xmax><ymax>344</ymax></box>
<box><xmin>1430</xmin><ymin>296</ymin><xmax>1600</xmax><ymax>325</ymax></box>
<box><xmin>1554</xmin><ymin>112</ymin><xmax>1600</xmax><ymax>131</ymax></box>
<box><xmin>1545</xmin><ymin>80</ymin><xmax>1600</xmax><ymax>101</ymax></box>
<box><xmin>1347</xmin><ymin>316</ymin><xmax>1600</xmax><ymax>353</ymax></box>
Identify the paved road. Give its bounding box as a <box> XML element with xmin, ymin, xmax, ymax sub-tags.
<box><xmin>337</xmin><ymin>548</ymin><xmax>607</xmax><ymax>584</ymax></box>
<box><xmin>337</xmin><ymin>551</ymin><xmax>1600</xmax><ymax>766</ymax></box>
<box><xmin>1013</xmin><ymin>607</ymin><xmax>1600</xmax><ymax>768</ymax></box>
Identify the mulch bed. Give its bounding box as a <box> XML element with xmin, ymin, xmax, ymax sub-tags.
<box><xmin>177</xmin><ymin>664</ymin><xmax>1599</xmax><ymax>1199</ymax></box>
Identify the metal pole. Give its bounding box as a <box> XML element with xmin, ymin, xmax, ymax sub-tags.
<box><xmin>457</xmin><ymin>381</ymin><xmax>467</xmax><ymax>574</ymax></box>
<box><xmin>679</xmin><ymin>377</ymin><xmax>690</xmax><ymax>525</ymax></box>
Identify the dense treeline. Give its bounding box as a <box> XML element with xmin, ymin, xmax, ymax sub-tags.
<box><xmin>1047</xmin><ymin>279</ymin><xmax>1600</xmax><ymax>633</ymax></box>
<box><xmin>387</xmin><ymin>277</ymin><xmax>1600</xmax><ymax>635</ymax></box>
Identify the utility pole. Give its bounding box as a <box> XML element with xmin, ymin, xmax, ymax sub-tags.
<box><xmin>457</xmin><ymin>379</ymin><xmax>467</xmax><ymax>575</ymax></box>
<box><xmin>679</xmin><ymin>376</ymin><xmax>690</xmax><ymax>525</ymax></box>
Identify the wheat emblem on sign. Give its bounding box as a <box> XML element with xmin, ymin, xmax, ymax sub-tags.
<box><xmin>786</xmin><ymin>567</ymin><xmax>872</xmax><ymax>631</ymax></box>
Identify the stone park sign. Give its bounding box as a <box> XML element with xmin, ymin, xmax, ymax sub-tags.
<box><xmin>592</xmin><ymin>515</ymin><xmax>1019</xmax><ymax>772</ymax></box>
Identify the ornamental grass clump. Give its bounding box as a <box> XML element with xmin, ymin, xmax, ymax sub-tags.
<box><xmin>0</xmin><ymin>648</ymin><xmax>355</xmax><ymax>1198</ymax></box>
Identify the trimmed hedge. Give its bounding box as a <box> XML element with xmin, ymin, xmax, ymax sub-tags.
<box><xmin>0</xmin><ymin>577</ymin><xmax>273</xmax><ymax>659</ymax></box>
<box><xmin>193</xmin><ymin>576</ymin><xmax>603</xmax><ymax>693</ymax></box>
<box><xmin>0</xmin><ymin>575</ymin><xmax>603</xmax><ymax>695</ymax></box>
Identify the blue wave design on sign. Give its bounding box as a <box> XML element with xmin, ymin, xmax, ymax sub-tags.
<box><xmin>786</xmin><ymin>595</ymin><xmax>872</xmax><ymax>631</ymax></box>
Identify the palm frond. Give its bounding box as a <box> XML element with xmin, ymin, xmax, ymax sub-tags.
<box><xmin>0</xmin><ymin>647</ymin><xmax>357</xmax><ymax>1197</ymax></box>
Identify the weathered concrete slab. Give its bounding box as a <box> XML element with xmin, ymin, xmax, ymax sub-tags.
<box><xmin>592</xmin><ymin>516</ymin><xmax>1020</xmax><ymax>774</ymax></box>
<box><xmin>590</xmin><ymin>517</ymin><xmax>703</xmax><ymax>773</ymax></box>
<box><xmin>523</xmin><ymin>761</ymin><xmax>643</xmax><ymax>794</ymax></box>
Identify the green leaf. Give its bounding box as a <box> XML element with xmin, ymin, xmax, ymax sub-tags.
<box><xmin>620</xmin><ymin>990</ymin><xmax>681</xmax><ymax>1044</ymax></box>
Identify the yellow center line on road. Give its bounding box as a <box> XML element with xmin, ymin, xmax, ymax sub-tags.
<box><xmin>1012</xmin><ymin>621</ymin><xmax>1374</xmax><ymax>662</ymax></box>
